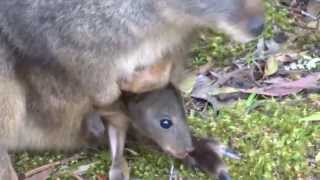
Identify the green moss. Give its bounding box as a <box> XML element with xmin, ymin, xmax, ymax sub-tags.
<box><xmin>14</xmin><ymin>152</ymin><xmax>66</xmax><ymax>173</ymax></box>
<box><xmin>191</xmin><ymin>32</ymin><xmax>251</xmax><ymax>67</ymax></box>
<box><xmin>192</xmin><ymin>0</ymin><xmax>294</xmax><ymax>67</ymax></box>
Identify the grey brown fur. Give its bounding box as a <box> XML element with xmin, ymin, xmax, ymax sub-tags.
<box><xmin>0</xmin><ymin>0</ymin><xmax>264</xmax><ymax>179</ymax></box>
<box><xmin>0</xmin><ymin>0</ymin><xmax>264</xmax><ymax>107</ymax></box>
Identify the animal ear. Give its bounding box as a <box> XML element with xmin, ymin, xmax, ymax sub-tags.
<box><xmin>119</xmin><ymin>61</ymin><xmax>172</xmax><ymax>93</ymax></box>
<box><xmin>206</xmin><ymin>140</ymin><xmax>241</xmax><ymax>160</ymax></box>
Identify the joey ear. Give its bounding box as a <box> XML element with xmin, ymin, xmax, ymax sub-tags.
<box><xmin>222</xmin><ymin>148</ymin><xmax>241</xmax><ymax>160</ymax></box>
<box><xmin>184</xmin><ymin>137</ymin><xmax>232</xmax><ymax>179</ymax></box>
<box><xmin>119</xmin><ymin>61</ymin><xmax>172</xmax><ymax>93</ymax></box>
<box><xmin>205</xmin><ymin>139</ymin><xmax>241</xmax><ymax>160</ymax></box>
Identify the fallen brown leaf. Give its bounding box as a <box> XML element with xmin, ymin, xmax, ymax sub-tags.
<box><xmin>241</xmin><ymin>73</ymin><xmax>320</xmax><ymax>96</ymax></box>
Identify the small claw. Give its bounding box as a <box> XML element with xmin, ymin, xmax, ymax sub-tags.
<box><xmin>218</xmin><ymin>171</ymin><xmax>231</xmax><ymax>180</ymax></box>
<box><xmin>223</xmin><ymin>148</ymin><xmax>241</xmax><ymax>160</ymax></box>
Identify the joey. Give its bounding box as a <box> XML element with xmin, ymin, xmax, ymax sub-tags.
<box><xmin>84</xmin><ymin>86</ymin><xmax>240</xmax><ymax>180</ymax></box>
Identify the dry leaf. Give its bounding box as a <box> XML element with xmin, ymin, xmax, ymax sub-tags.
<box><xmin>264</xmin><ymin>56</ymin><xmax>279</xmax><ymax>77</ymax></box>
<box><xmin>241</xmin><ymin>73</ymin><xmax>320</xmax><ymax>97</ymax></box>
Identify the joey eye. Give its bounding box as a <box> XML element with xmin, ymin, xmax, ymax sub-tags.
<box><xmin>160</xmin><ymin>118</ymin><xmax>173</xmax><ymax>129</ymax></box>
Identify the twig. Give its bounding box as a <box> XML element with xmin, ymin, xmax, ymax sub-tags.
<box><xmin>300</xmin><ymin>10</ymin><xmax>318</xmax><ymax>20</ymax></box>
<box><xmin>169</xmin><ymin>162</ymin><xmax>176</xmax><ymax>180</ymax></box>
<box><xmin>23</xmin><ymin>154</ymin><xmax>82</xmax><ymax>178</ymax></box>
<box><xmin>275</xmin><ymin>3</ymin><xmax>320</xmax><ymax>30</ymax></box>
<box><xmin>72</xmin><ymin>173</ymin><xmax>85</xmax><ymax>180</ymax></box>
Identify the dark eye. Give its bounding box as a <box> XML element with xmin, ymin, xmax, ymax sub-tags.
<box><xmin>160</xmin><ymin>118</ymin><xmax>173</xmax><ymax>129</ymax></box>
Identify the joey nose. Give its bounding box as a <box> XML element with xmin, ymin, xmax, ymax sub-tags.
<box><xmin>248</xmin><ymin>16</ymin><xmax>264</xmax><ymax>36</ymax></box>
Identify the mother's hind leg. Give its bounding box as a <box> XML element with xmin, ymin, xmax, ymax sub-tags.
<box><xmin>0</xmin><ymin>147</ymin><xmax>18</xmax><ymax>180</ymax></box>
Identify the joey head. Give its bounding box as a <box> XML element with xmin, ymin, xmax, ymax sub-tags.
<box><xmin>85</xmin><ymin>85</ymin><xmax>240</xmax><ymax>179</ymax></box>
<box><xmin>80</xmin><ymin>84</ymin><xmax>194</xmax><ymax>180</ymax></box>
<box><xmin>123</xmin><ymin>84</ymin><xmax>194</xmax><ymax>159</ymax></box>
